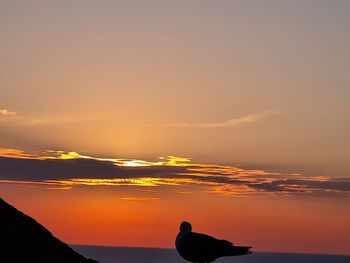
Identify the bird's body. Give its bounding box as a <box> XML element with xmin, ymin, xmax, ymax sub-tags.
<box><xmin>176</xmin><ymin>221</ymin><xmax>252</xmax><ymax>263</ymax></box>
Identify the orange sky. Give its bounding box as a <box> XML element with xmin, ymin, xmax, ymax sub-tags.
<box><xmin>0</xmin><ymin>148</ymin><xmax>349</xmax><ymax>255</ymax></box>
<box><xmin>1</xmin><ymin>181</ymin><xmax>349</xmax><ymax>255</ymax></box>
<box><xmin>1</xmin><ymin>1</ymin><xmax>350</xmax><ymax>256</ymax></box>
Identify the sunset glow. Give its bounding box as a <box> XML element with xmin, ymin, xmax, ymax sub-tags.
<box><xmin>1</xmin><ymin>147</ymin><xmax>349</xmax><ymax>254</ymax></box>
<box><xmin>1</xmin><ymin>1</ymin><xmax>350</xmax><ymax>257</ymax></box>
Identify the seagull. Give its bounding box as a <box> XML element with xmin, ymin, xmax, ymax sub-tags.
<box><xmin>176</xmin><ymin>221</ymin><xmax>252</xmax><ymax>263</ymax></box>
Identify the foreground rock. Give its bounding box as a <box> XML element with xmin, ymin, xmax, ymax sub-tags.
<box><xmin>0</xmin><ymin>197</ymin><xmax>98</xmax><ymax>263</ymax></box>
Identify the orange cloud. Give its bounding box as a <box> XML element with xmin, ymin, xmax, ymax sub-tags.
<box><xmin>149</xmin><ymin>111</ymin><xmax>279</xmax><ymax>128</ymax></box>
<box><xmin>120</xmin><ymin>197</ymin><xmax>159</xmax><ymax>201</ymax></box>
<box><xmin>0</xmin><ymin>148</ymin><xmax>45</xmax><ymax>160</ymax></box>
<box><xmin>0</xmin><ymin>148</ymin><xmax>349</xmax><ymax>198</ymax></box>
<box><xmin>0</xmin><ymin>108</ymin><xmax>16</xmax><ymax>116</ymax></box>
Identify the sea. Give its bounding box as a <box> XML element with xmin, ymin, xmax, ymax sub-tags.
<box><xmin>72</xmin><ymin>245</ymin><xmax>350</xmax><ymax>263</ymax></box>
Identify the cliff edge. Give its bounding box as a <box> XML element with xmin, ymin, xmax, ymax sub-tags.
<box><xmin>0</xmin><ymin>197</ymin><xmax>98</xmax><ymax>263</ymax></box>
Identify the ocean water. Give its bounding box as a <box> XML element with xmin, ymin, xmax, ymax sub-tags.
<box><xmin>72</xmin><ymin>245</ymin><xmax>350</xmax><ymax>263</ymax></box>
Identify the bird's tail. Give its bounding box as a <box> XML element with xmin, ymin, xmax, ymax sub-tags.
<box><xmin>228</xmin><ymin>245</ymin><xmax>253</xmax><ymax>256</ymax></box>
<box><xmin>233</xmin><ymin>246</ymin><xmax>253</xmax><ymax>255</ymax></box>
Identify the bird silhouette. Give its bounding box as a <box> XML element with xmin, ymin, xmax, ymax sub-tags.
<box><xmin>176</xmin><ymin>221</ymin><xmax>252</xmax><ymax>263</ymax></box>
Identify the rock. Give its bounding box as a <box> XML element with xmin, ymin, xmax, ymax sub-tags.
<box><xmin>0</xmin><ymin>197</ymin><xmax>99</xmax><ymax>263</ymax></box>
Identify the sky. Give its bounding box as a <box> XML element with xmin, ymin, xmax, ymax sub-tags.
<box><xmin>1</xmin><ymin>0</ymin><xmax>350</xmax><ymax>255</ymax></box>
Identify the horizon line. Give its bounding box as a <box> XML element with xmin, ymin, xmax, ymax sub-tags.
<box><xmin>69</xmin><ymin>244</ymin><xmax>350</xmax><ymax>257</ymax></box>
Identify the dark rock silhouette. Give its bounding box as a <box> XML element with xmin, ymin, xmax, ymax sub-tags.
<box><xmin>0</xmin><ymin>197</ymin><xmax>98</xmax><ymax>263</ymax></box>
<box><xmin>176</xmin><ymin>221</ymin><xmax>252</xmax><ymax>263</ymax></box>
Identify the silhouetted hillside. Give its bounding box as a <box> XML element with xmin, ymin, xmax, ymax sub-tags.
<box><xmin>0</xmin><ymin>197</ymin><xmax>98</xmax><ymax>263</ymax></box>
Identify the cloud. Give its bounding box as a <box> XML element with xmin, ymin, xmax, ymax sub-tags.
<box><xmin>150</xmin><ymin>111</ymin><xmax>279</xmax><ymax>128</ymax></box>
<box><xmin>120</xmin><ymin>197</ymin><xmax>160</xmax><ymax>201</ymax></box>
<box><xmin>21</xmin><ymin>115</ymin><xmax>101</xmax><ymax>126</ymax></box>
<box><xmin>0</xmin><ymin>108</ymin><xmax>16</xmax><ymax>116</ymax></box>
<box><xmin>0</xmin><ymin>109</ymin><xmax>101</xmax><ymax>127</ymax></box>
<box><xmin>0</xmin><ymin>148</ymin><xmax>349</xmax><ymax>198</ymax></box>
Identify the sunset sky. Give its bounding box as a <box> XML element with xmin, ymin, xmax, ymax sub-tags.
<box><xmin>1</xmin><ymin>0</ymin><xmax>350</xmax><ymax>255</ymax></box>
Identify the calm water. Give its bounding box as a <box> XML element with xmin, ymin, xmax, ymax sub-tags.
<box><xmin>72</xmin><ymin>245</ymin><xmax>350</xmax><ymax>263</ymax></box>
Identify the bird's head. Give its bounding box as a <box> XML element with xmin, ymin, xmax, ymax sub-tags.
<box><xmin>179</xmin><ymin>221</ymin><xmax>192</xmax><ymax>233</ymax></box>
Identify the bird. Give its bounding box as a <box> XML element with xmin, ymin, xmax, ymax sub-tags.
<box><xmin>175</xmin><ymin>221</ymin><xmax>252</xmax><ymax>263</ymax></box>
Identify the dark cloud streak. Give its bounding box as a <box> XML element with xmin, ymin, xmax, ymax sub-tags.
<box><xmin>0</xmin><ymin>156</ymin><xmax>349</xmax><ymax>198</ymax></box>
